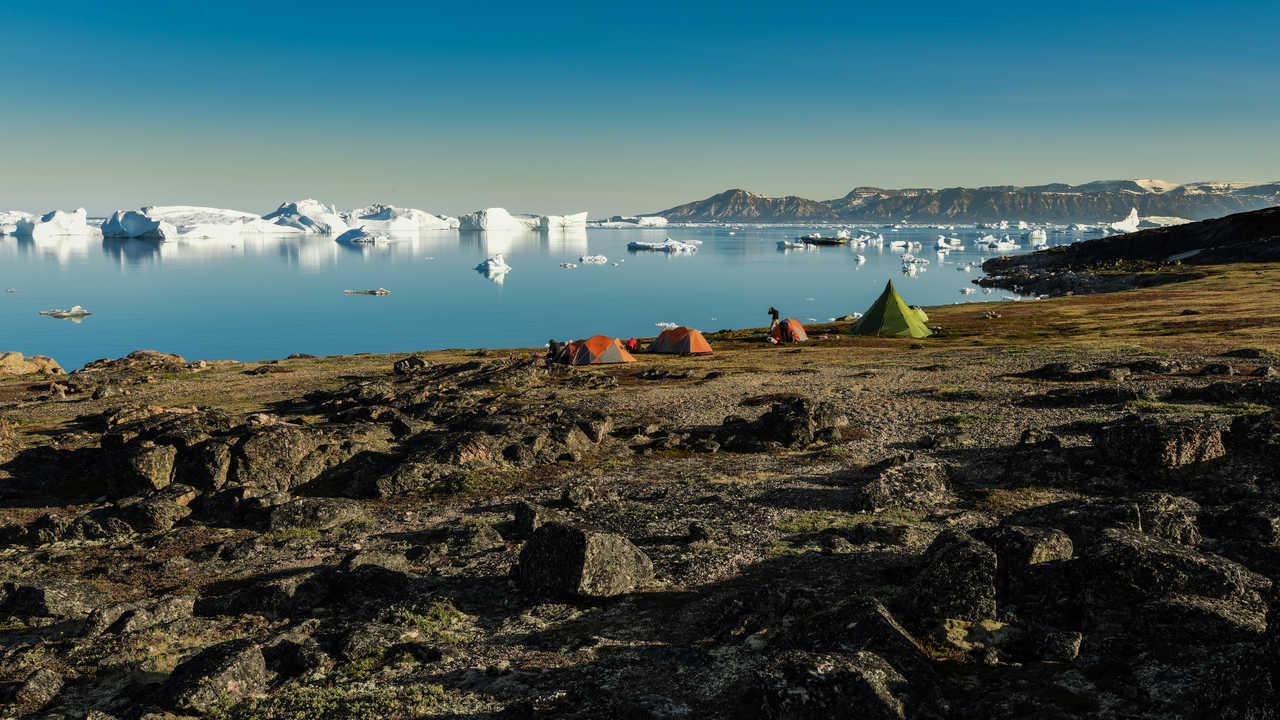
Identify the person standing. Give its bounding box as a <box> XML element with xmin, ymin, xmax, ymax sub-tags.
<box><xmin>767</xmin><ymin>306</ymin><xmax>780</xmax><ymax>331</ymax></box>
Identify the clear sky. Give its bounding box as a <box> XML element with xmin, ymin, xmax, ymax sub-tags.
<box><xmin>2</xmin><ymin>0</ymin><xmax>1277</xmax><ymax>217</ymax></box>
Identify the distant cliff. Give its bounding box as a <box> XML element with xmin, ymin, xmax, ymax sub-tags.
<box><xmin>653</xmin><ymin>180</ymin><xmax>1280</xmax><ymax>223</ymax></box>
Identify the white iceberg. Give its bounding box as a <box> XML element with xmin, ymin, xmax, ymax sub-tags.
<box><xmin>343</xmin><ymin>203</ymin><xmax>456</xmax><ymax>232</ymax></box>
<box><xmin>1138</xmin><ymin>215</ymin><xmax>1192</xmax><ymax>228</ymax></box>
<box><xmin>0</xmin><ymin>210</ymin><xmax>33</xmax><ymax>235</ymax></box>
<box><xmin>636</xmin><ymin>216</ymin><xmax>668</xmax><ymax>227</ymax></box>
<box><xmin>1108</xmin><ymin>208</ymin><xmax>1140</xmax><ymax>234</ymax></box>
<box><xmin>101</xmin><ymin>205</ymin><xmax>284</xmax><ymax>240</ymax></box>
<box><xmin>263</xmin><ymin>199</ymin><xmax>349</xmax><ymax>235</ymax></box>
<box><xmin>335</xmin><ymin>227</ymin><xmax>390</xmax><ymax>246</ymax></box>
<box><xmin>14</xmin><ymin>208</ymin><xmax>101</xmax><ymax>240</ymax></box>
<box><xmin>627</xmin><ymin>237</ymin><xmax>698</xmax><ymax>254</ymax></box>
<box><xmin>578</xmin><ymin>254</ymin><xmax>608</xmax><ymax>264</ymax></box>
<box><xmin>459</xmin><ymin>207</ymin><xmax>539</xmax><ymax>232</ymax></box>
<box><xmin>1024</xmin><ymin>228</ymin><xmax>1048</xmax><ymax>245</ymax></box>
<box><xmin>475</xmin><ymin>253</ymin><xmax>512</xmax><ymax>284</ymax></box>
<box><xmin>592</xmin><ymin>215</ymin><xmax>669</xmax><ymax>228</ymax></box>
<box><xmin>539</xmin><ymin>212</ymin><xmax>588</xmax><ymax>231</ymax></box>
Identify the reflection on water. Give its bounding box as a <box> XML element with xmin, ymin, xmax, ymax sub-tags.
<box><xmin>1</xmin><ymin>224</ymin><xmax>1052</xmax><ymax>369</ymax></box>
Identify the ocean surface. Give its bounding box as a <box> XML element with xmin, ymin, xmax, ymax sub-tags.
<box><xmin>0</xmin><ymin>224</ymin><xmax>1074</xmax><ymax>370</ymax></box>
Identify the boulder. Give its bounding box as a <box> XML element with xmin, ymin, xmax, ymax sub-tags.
<box><xmin>0</xmin><ymin>351</ymin><xmax>62</xmax><ymax>376</ymax></box>
<box><xmin>267</xmin><ymin>497</ymin><xmax>363</xmax><ymax>531</ymax></box>
<box><xmin>908</xmin><ymin>530</ymin><xmax>997</xmax><ymax>622</ymax></box>
<box><xmin>1093</xmin><ymin>414</ymin><xmax>1226</xmax><ymax>470</ymax></box>
<box><xmin>752</xmin><ymin>398</ymin><xmax>846</xmax><ymax>447</ymax></box>
<box><xmin>1080</xmin><ymin>528</ymin><xmax>1270</xmax><ymax>609</ymax></box>
<box><xmin>514</xmin><ymin>522</ymin><xmax>653</xmax><ymax>598</ymax></box>
<box><xmin>160</xmin><ymin>639</ymin><xmax>268</xmax><ymax>713</ymax></box>
<box><xmin>393</xmin><ymin>355</ymin><xmax>431</xmax><ymax>375</ymax></box>
<box><xmin>1004</xmin><ymin>493</ymin><xmax>1201</xmax><ymax>547</ymax></box>
<box><xmin>853</xmin><ymin>460</ymin><xmax>952</xmax><ymax>512</ymax></box>
<box><xmin>111</xmin><ymin>442</ymin><xmax>177</xmax><ymax>497</ymax></box>
<box><xmin>14</xmin><ymin>667</ymin><xmax>63</xmax><ymax>712</ymax></box>
<box><xmin>3</xmin><ymin>580</ymin><xmax>101</xmax><ymax>618</ymax></box>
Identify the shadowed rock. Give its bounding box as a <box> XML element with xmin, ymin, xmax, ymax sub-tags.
<box><xmin>514</xmin><ymin>522</ymin><xmax>653</xmax><ymax>598</ymax></box>
<box><xmin>159</xmin><ymin>639</ymin><xmax>267</xmax><ymax>713</ymax></box>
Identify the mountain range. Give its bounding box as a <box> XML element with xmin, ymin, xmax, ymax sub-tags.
<box><xmin>652</xmin><ymin>180</ymin><xmax>1280</xmax><ymax>224</ymax></box>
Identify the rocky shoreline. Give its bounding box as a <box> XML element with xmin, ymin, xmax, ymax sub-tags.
<box><xmin>1</xmin><ymin>326</ymin><xmax>1279</xmax><ymax>718</ymax></box>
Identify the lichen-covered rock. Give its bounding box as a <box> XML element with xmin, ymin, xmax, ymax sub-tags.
<box><xmin>909</xmin><ymin>529</ymin><xmax>997</xmax><ymax>622</ymax></box>
<box><xmin>514</xmin><ymin>522</ymin><xmax>653</xmax><ymax>598</ymax></box>
<box><xmin>1093</xmin><ymin>414</ymin><xmax>1226</xmax><ymax>470</ymax></box>
<box><xmin>267</xmin><ymin>497</ymin><xmax>363</xmax><ymax>531</ymax></box>
<box><xmin>3</xmin><ymin>580</ymin><xmax>101</xmax><ymax>618</ymax></box>
<box><xmin>1080</xmin><ymin>528</ymin><xmax>1270</xmax><ymax>609</ymax></box>
<box><xmin>160</xmin><ymin>639</ymin><xmax>268</xmax><ymax>713</ymax></box>
<box><xmin>14</xmin><ymin>667</ymin><xmax>63</xmax><ymax>712</ymax></box>
<box><xmin>393</xmin><ymin>355</ymin><xmax>431</xmax><ymax>375</ymax></box>
<box><xmin>752</xmin><ymin>397</ymin><xmax>847</xmax><ymax>448</ymax></box>
<box><xmin>854</xmin><ymin>460</ymin><xmax>952</xmax><ymax>512</ymax></box>
<box><xmin>110</xmin><ymin>442</ymin><xmax>176</xmax><ymax>497</ymax></box>
<box><xmin>1004</xmin><ymin>493</ymin><xmax>1201</xmax><ymax>547</ymax></box>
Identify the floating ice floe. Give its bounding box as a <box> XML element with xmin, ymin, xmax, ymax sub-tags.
<box><xmin>777</xmin><ymin>239</ymin><xmax>807</xmax><ymax>249</ymax></box>
<box><xmin>0</xmin><ymin>210</ymin><xmax>34</xmax><ymax>235</ymax></box>
<box><xmin>627</xmin><ymin>237</ymin><xmax>698</xmax><ymax>254</ymax></box>
<box><xmin>343</xmin><ymin>204</ymin><xmax>457</xmax><ymax>232</ymax></box>
<box><xmin>101</xmin><ymin>205</ymin><xmax>286</xmax><ymax>240</ymax></box>
<box><xmin>1109</xmin><ymin>207</ymin><xmax>1140</xmax><ymax>234</ymax></box>
<box><xmin>15</xmin><ymin>208</ymin><xmax>101</xmax><ymax>240</ymax></box>
<box><xmin>559</xmin><ymin>262</ymin><xmax>578</xmax><ymax>269</ymax></box>
<box><xmin>1024</xmin><ymin>228</ymin><xmax>1048</xmax><ymax>246</ymax></box>
<box><xmin>476</xmin><ymin>254</ymin><xmax>512</xmax><ymax>283</ymax></box>
<box><xmin>578</xmin><ymin>255</ymin><xmax>607</xmax><ymax>264</ymax></box>
<box><xmin>263</xmin><ymin>199</ymin><xmax>349</xmax><ymax>235</ymax></box>
<box><xmin>39</xmin><ymin>305</ymin><xmax>91</xmax><ymax>320</ymax></box>
<box><xmin>655</xmin><ymin>321</ymin><xmax>678</xmax><ymax>329</ymax></box>
<box><xmin>960</xmin><ymin>287</ymin><xmax>976</xmax><ymax>294</ymax></box>
<box><xmin>335</xmin><ymin>227</ymin><xmax>390</xmax><ymax>246</ymax></box>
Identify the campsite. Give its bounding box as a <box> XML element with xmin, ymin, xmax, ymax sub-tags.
<box><xmin>3</xmin><ymin>244</ymin><xmax>1280</xmax><ymax>717</ymax></box>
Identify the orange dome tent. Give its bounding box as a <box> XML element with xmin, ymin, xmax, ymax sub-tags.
<box><xmin>769</xmin><ymin>318</ymin><xmax>808</xmax><ymax>343</ymax></box>
<box><xmin>648</xmin><ymin>326</ymin><xmax>713</xmax><ymax>355</ymax></box>
<box><xmin>563</xmin><ymin>335</ymin><xmax>637</xmax><ymax>365</ymax></box>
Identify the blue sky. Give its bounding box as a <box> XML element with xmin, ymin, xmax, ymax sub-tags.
<box><xmin>2</xmin><ymin>0</ymin><xmax>1277</xmax><ymax>217</ymax></box>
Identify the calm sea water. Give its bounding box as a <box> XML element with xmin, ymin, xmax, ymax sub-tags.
<box><xmin>0</xmin><ymin>224</ymin><xmax>1069</xmax><ymax>369</ymax></box>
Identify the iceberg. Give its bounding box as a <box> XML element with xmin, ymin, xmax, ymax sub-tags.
<box><xmin>1024</xmin><ymin>228</ymin><xmax>1048</xmax><ymax>245</ymax></box>
<box><xmin>578</xmin><ymin>254</ymin><xmax>608</xmax><ymax>264</ymax></box>
<box><xmin>335</xmin><ymin>227</ymin><xmax>390</xmax><ymax>246</ymax></box>
<box><xmin>343</xmin><ymin>204</ymin><xmax>456</xmax><ymax>232</ymax></box>
<box><xmin>14</xmin><ymin>208</ymin><xmax>101</xmax><ymax>240</ymax></box>
<box><xmin>459</xmin><ymin>207</ymin><xmax>539</xmax><ymax>232</ymax></box>
<box><xmin>538</xmin><ymin>211</ymin><xmax>588</xmax><ymax>231</ymax></box>
<box><xmin>263</xmin><ymin>199</ymin><xmax>349</xmax><ymax>235</ymax></box>
<box><xmin>1138</xmin><ymin>215</ymin><xmax>1192</xmax><ymax>228</ymax></box>
<box><xmin>626</xmin><ymin>237</ymin><xmax>698</xmax><ymax>254</ymax></box>
<box><xmin>1108</xmin><ymin>208</ymin><xmax>1140</xmax><ymax>234</ymax></box>
<box><xmin>475</xmin><ymin>253</ymin><xmax>512</xmax><ymax>284</ymax></box>
<box><xmin>0</xmin><ymin>210</ymin><xmax>33</xmax><ymax>235</ymax></box>
<box><xmin>101</xmin><ymin>205</ymin><xmax>284</xmax><ymax>240</ymax></box>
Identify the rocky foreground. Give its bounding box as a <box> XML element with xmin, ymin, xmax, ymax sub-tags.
<box><xmin>2</xmin><ymin>335</ymin><xmax>1280</xmax><ymax>718</ymax></box>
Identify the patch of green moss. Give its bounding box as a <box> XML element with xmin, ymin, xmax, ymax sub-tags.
<box><xmin>381</xmin><ymin>599</ymin><xmax>470</xmax><ymax>644</ymax></box>
<box><xmin>211</xmin><ymin>684</ymin><xmax>446</xmax><ymax>720</ymax></box>
<box><xmin>775</xmin><ymin>509</ymin><xmax>921</xmax><ymax>534</ymax></box>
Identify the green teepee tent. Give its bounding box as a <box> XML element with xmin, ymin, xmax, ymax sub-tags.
<box><xmin>849</xmin><ymin>280</ymin><xmax>933</xmax><ymax>338</ymax></box>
